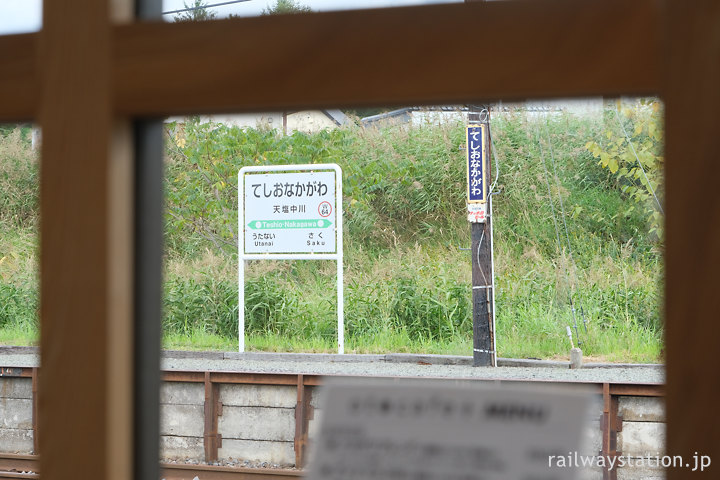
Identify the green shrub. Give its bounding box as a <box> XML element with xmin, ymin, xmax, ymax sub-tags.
<box><xmin>163</xmin><ymin>275</ymin><xmax>238</xmax><ymax>337</ymax></box>
<box><xmin>0</xmin><ymin>282</ymin><xmax>37</xmax><ymax>331</ymax></box>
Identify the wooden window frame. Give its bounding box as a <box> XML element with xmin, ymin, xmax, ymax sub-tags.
<box><xmin>0</xmin><ymin>0</ymin><xmax>717</xmax><ymax>479</ymax></box>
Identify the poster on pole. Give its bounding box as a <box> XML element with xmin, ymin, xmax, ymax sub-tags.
<box><xmin>243</xmin><ymin>170</ymin><xmax>336</xmax><ymax>254</ymax></box>
<box><xmin>467</xmin><ymin>202</ymin><xmax>487</xmax><ymax>223</ymax></box>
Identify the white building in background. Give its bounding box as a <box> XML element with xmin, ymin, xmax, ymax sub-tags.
<box><xmin>360</xmin><ymin>99</ymin><xmax>606</xmax><ymax>128</ymax></box>
<box><xmin>168</xmin><ymin>109</ymin><xmax>349</xmax><ymax>135</ymax></box>
<box><xmin>167</xmin><ymin>100</ymin><xmax>606</xmax><ymax>133</ymax></box>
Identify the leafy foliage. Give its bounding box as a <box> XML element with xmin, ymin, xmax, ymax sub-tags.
<box><xmin>585</xmin><ymin>99</ymin><xmax>664</xmax><ymax>239</ymax></box>
<box><xmin>261</xmin><ymin>0</ymin><xmax>312</xmax><ymax>15</ymax></box>
<box><xmin>164</xmin><ymin>119</ymin><xmax>343</xmax><ymax>254</ymax></box>
<box><xmin>174</xmin><ymin>0</ymin><xmax>217</xmax><ymax>22</ymax></box>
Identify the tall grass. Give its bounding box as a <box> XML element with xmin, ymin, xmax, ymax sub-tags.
<box><xmin>0</xmin><ymin>115</ymin><xmax>664</xmax><ymax>362</ymax></box>
<box><xmin>0</xmin><ymin>128</ymin><xmax>38</xmax><ymax>341</ymax></box>
<box><xmin>0</xmin><ymin>128</ymin><xmax>37</xmax><ymax>228</ymax></box>
<box><xmin>160</xmin><ymin>112</ymin><xmax>662</xmax><ymax>361</ymax></box>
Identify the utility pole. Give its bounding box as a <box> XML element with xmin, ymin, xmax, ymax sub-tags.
<box><xmin>468</xmin><ymin>105</ymin><xmax>495</xmax><ymax>367</ymax></box>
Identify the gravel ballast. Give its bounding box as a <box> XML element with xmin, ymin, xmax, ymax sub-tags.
<box><xmin>0</xmin><ymin>347</ymin><xmax>664</xmax><ymax>384</ymax></box>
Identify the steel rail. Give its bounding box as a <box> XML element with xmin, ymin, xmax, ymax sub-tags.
<box><xmin>2</xmin><ymin>364</ymin><xmax>667</xmax><ymax>392</ymax></box>
<box><xmin>160</xmin><ymin>369</ymin><xmax>663</xmax><ymax>395</ymax></box>
<box><xmin>0</xmin><ymin>454</ymin><xmax>301</xmax><ymax>480</ymax></box>
<box><xmin>162</xmin><ymin>463</ymin><xmax>301</xmax><ymax>480</ymax></box>
<box><xmin>0</xmin><ymin>363</ymin><xmax>667</xmax><ymax>396</ymax></box>
<box><xmin>0</xmin><ymin>454</ymin><xmax>37</xmax><ymax>480</ymax></box>
<box><xmin>0</xmin><ymin>455</ymin><xmax>37</xmax><ymax>473</ymax></box>
<box><xmin>0</xmin><ymin>473</ymin><xmax>38</xmax><ymax>480</ymax></box>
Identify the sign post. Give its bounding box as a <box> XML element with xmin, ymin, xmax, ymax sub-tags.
<box><xmin>467</xmin><ymin>107</ymin><xmax>496</xmax><ymax>367</ymax></box>
<box><xmin>238</xmin><ymin>164</ymin><xmax>344</xmax><ymax>353</ymax></box>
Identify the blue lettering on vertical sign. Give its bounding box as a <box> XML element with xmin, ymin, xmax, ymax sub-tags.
<box><xmin>466</xmin><ymin>124</ymin><xmax>487</xmax><ymax>203</ymax></box>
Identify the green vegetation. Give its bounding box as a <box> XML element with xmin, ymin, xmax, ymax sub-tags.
<box><xmin>261</xmin><ymin>0</ymin><xmax>312</xmax><ymax>15</ymax></box>
<box><xmin>586</xmin><ymin>99</ymin><xmax>664</xmax><ymax>239</ymax></box>
<box><xmin>0</xmin><ymin>107</ymin><xmax>664</xmax><ymax>362</ymax></box>
<box><xmin>0</xmin><ymin>127</ymin><xmax>38</xmax><ymax>341</ymax></box>
<box><xmin>174</xmin><ymin>0</ymin><xmax>217</xmax><ymax>22</ymax></box>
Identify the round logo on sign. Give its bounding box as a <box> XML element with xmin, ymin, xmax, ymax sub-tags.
<box><xmin>318</xmin><ymin>201</ymin><xmax>332</xmax><ymax>218</ymax></box>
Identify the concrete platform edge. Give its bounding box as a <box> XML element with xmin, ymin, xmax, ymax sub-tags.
<box><xmin>0</xmin><ymin>346</ymin><xmax>664</xmax><ymax>370</ymax></box>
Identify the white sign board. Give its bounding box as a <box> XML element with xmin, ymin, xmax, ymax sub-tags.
<box><xmin>238</xmin><ymin>164</ymin><xmax>344</xmax><ymax>354</ymax></box>
<box><xmin>309</xmin><ymin>380</ymin><xmax>590</xmax><ymax>480</ymax></box>
<box><xmin>244</xmin><ymin>171</ymin><xmax>336</xmax><ymax>254</ymax></box>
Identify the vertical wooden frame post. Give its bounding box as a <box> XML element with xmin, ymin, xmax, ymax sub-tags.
<box><xmin>38</xmin><ymin>1</ymin><xmax>134</xmax><ymax>479</ymax></box>
<box><xmin>664</xmin><ymin>3</ymin><xmax>720</xmax><ymax>478</ymax></box>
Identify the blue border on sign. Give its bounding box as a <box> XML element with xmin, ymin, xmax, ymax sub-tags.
<box><xmin>466</xmin><ymin>124</ymin><xmax>487</xmax><ymax>203</ymax></box>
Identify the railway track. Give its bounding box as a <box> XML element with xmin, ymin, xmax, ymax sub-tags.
<box><xmin>0</xmin><ymin>454</ymin><xmax>302</xmax><ymax>480</ymax></box>
<box><xmin>0</xmin><ymin>362</ymin><xmax>664</xmax><ymax>480</ymax></box>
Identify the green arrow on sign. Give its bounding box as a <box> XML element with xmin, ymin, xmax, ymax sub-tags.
<box><xmin>248</xmin><ymin>219</ymin><xmax>332</xmax><ymax>229</ymax></box>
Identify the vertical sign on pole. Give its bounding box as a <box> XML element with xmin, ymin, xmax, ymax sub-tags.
<box><xmin>467</xmin><ymin>124</ymin><xmax>488</xmax><ymax>221</ymax></box>
<box><xmin>238</xmin><ymin>164</ymin><xmax>344</xmax><ymax>354</ymax></box>
<box><xmin>467</xmin><ymin>112</ymin><xmax>495</xmax><ymax>367</ymax></box>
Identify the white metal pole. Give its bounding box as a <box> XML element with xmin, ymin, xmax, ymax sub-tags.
<box><xmin>239</xmin><ymin>257</ymin><xmax>245</xmax><ymax>353</ymax></box>
<box><xmin>335</xmin><ymin>165</ymin><xmax>344</xmax><ymax>354</ymax></box>
<box><xmin>489</xmin><ymin>192</ymin><xmax>497</xmax><ymax>367</ymax></box>
<box><xmin>238</xmin><ymin>170</ymin><xmax>245</xmax><ymax>353</ymax></box>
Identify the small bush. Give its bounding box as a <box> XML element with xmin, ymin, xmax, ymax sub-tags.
<box><xmin>163</xmin><ymin>275</ymin><xmax>238</xmax><ymax>338</ymax></box>
<box><xmin>0</xmin><ymin>282</ymin><xmax>37</xmax><ymax>331</ymax></box>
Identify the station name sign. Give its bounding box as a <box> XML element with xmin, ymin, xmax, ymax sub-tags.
<box><xmin>466</xmin><ymin>124</ymin><xmax>488</xmax><ymax>223</ymax></box>
<box><xmin>243</xmin><ymin>170</ymin><xmax>336</xmax><ymax>254</ymax></box>
<box><xmin>238</xmin><ymin>164</ymin><xmax>345</xmax><ymax>354</ymax></box>
<box><xmin>466</xmin><ymin>124</ymin><xmax>487</xmax><ymax>204</ymax></box>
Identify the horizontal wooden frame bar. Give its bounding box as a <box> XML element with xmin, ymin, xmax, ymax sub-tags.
<box><xmin>0</xmin><ymin>0</ymin><xmax>662</xmax><ymax>122</ymax></box>
<box><xmin>0</xmin><ymin>33</ymin><xmax>37</xmax><ymax>122</ymax></box>
<box><xmin>113</xmin><ymin>0</ymin><xmax>662</xmax><ymax>116</ymax></box>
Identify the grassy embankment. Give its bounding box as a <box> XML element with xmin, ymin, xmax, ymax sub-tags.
<box><xmin>0</xmin><ymin>128</ymin><xmax>38</xmax><ymax>345</ymax></box>
<box><xmin>0</xmin><ymin>112</ymin><xmax>663</xmax><ymax>362</ymax></box>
